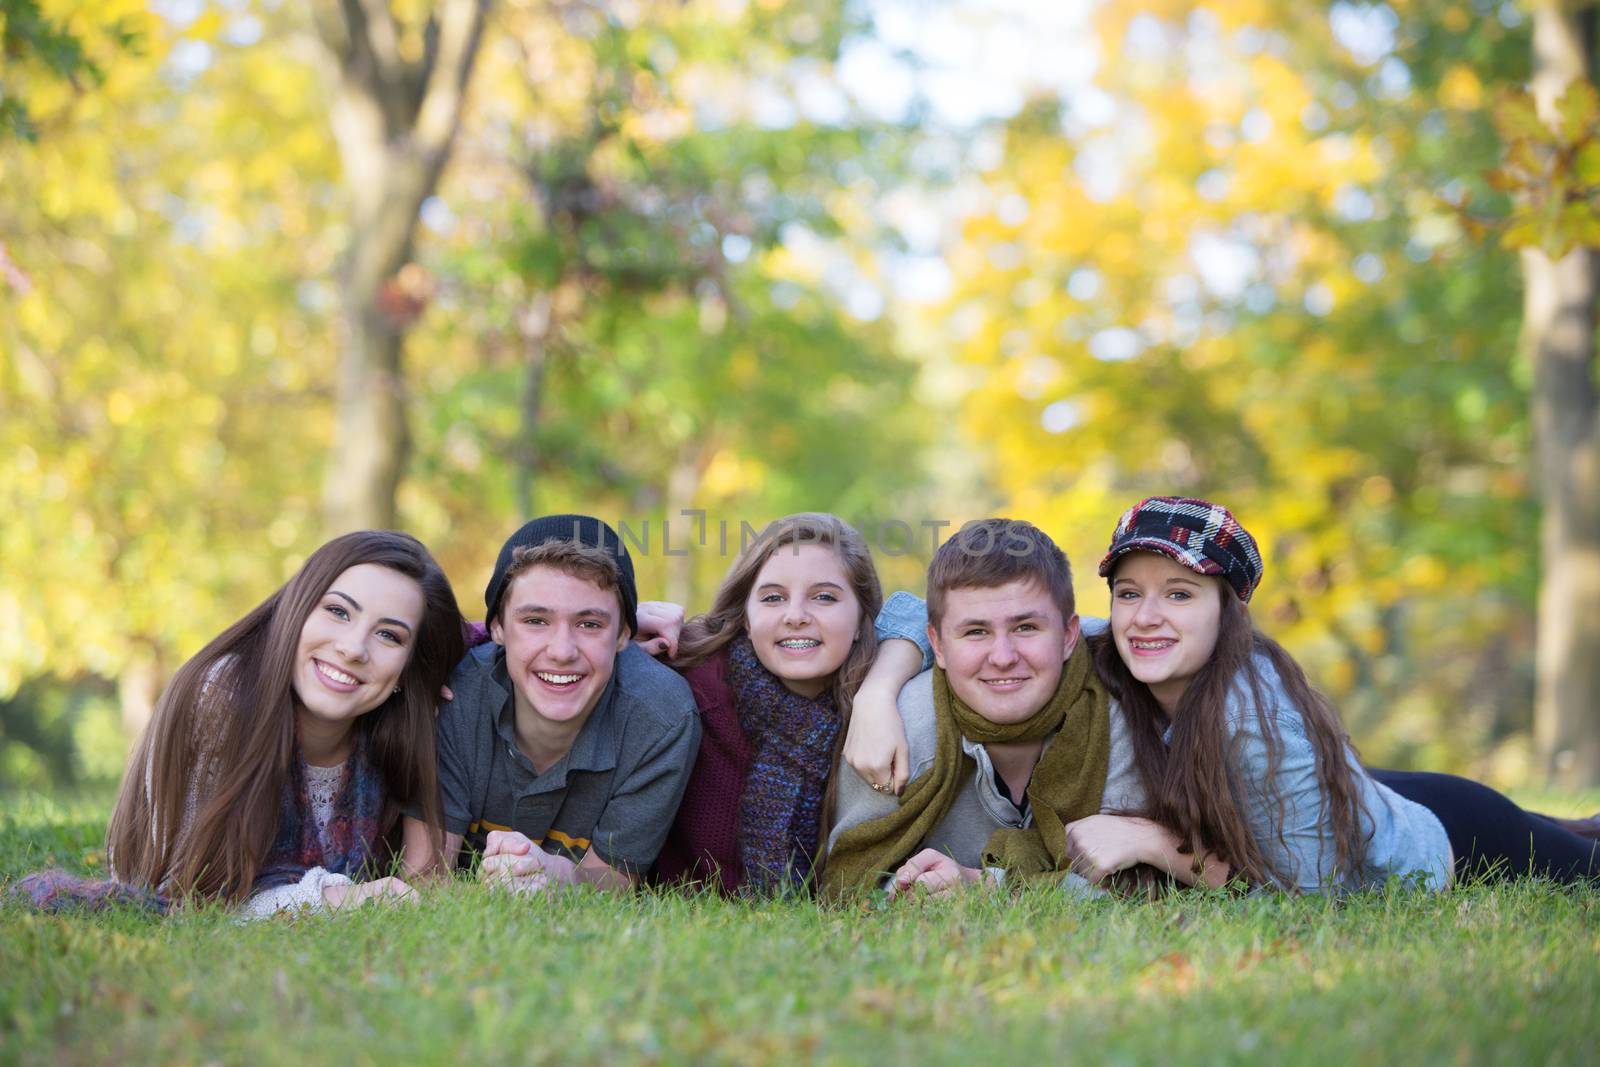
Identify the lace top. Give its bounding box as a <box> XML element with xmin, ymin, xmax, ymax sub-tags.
<box><xmin>303</xmin><ymin>760</ymin><xmax>349</xmax><ymax>855</ymax></box>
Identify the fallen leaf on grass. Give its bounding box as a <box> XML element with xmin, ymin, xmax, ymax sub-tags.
<box><xmin>1136</xmin><ymin>951</ymin><xmax>1196</xmax><ymax>995</ymax></box>
<box><xmin>851</xmin><ymin>985</ymin><xmax>901</xmax><ymax>1019</ymax></box>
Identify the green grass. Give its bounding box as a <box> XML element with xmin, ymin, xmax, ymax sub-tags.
<box><xmin>4</xmin><ymin>790</ymin><xmax>1599</xmax><ymax>1066</ymax></box>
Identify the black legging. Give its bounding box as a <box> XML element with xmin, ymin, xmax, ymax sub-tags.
<box><xmin>1370</xmin><ymin>769</ymin><xmax>1599</xmax><ymax>884</ymax></box>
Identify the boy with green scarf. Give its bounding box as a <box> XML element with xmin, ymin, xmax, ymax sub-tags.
<box><xmin>822</xmin><ymin>519</ymin><xmax>1147</xmax><ymax>899</ymax></box>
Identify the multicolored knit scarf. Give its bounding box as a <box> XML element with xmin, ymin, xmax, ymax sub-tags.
<box><xmin>9</xmin><ymin>869</ymin><xmax>171</xmax><ymax>915</ymax></box>
<box><xmin>11</xmin><ymin>731</ymin><xmax>387</xmax><ymax>913</ymax></box>
<box><xmin>725</xmin><ymin>635</ymin><xmax>841</xmax><ymax>893</ymax></box>
<box><xmin>254</xmin><ymin>730</ymin><xmax>387</xmax><ymax>892</ymax></box>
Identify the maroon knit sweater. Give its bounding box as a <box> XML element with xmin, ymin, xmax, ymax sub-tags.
<box><xmin>652</xmin><ymin>648</ymin><xmax>750</xmax><ymax>894</ymax></box>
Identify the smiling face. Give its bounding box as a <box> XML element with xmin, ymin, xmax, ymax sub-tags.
<box><xmin>293</xmin><ymin>563</ymin><xmax>425</xmax><ymax>734</ymax></box>
<box><xmin>743</xmin><ymin>543</ymin><xmax>863</xmax><ymax>699</ymax></box>
<box><xmin>490</xmin><ymin>564</ymin><xmax>630</xmax><ymax>728</ymax></box>
<box><xmin>929</xmin><ymin>578</ymin><xmax>1079</xmax><ymax>725</ymax></box>
<box><xmin>1109</xmin><ymin>551</ymin><xmax>1225</xmax><ymax>716</ymax></box>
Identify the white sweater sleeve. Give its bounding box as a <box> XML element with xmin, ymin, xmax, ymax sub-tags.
<box><xmin>237</xmin><ymin>867</ymin><xmax>352</xmax><ymax>920</ymax></box>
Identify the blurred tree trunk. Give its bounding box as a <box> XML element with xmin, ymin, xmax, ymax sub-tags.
<box><xmin>663</xmin><ymin>440</ymin><xmax>717</xmax><ymax>608</ymax></box>
<box><xmin>1525</xmin><ymin>2</ymin><xmax>1600</xmax><ymax>787</ymax></box>
<box><xmin>514</xmin><ymin>292</ymin><xmax>553</xmax><ymax>520</ymax></box>
<box><xmin>117</xmin><ymin>650</ymin><xmax>162</xmax><ymax>742</ymax></box>
<box><xmin>310</xmin><ymin>0</ymin><xmax>488</xmax><ymax>532</ymax></box>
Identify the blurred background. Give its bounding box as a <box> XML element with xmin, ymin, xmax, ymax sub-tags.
<box><xmin>3</xmin><ymin>0</ymin><xmax>1598</xmax><ymax>793</ymax></box>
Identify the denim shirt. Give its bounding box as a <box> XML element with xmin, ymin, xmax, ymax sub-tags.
<box><xmin>1210</xmin><ymin>654</ymin><xmax>1450</xmax><ymax>891</ymax></box>
<box><xmin>873</xmin><ymin>591</ymin><xmax>1452</xmax><ymax>893</ymax></box>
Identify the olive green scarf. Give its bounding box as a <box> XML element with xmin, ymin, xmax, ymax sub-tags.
<box><xmin>820</xmin><ymin>640</ymin><xmax>1110</xmax><ymax>899</ymax></box>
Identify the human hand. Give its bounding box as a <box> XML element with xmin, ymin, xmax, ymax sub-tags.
<box><xmin>441</xmin><ymin>622</ymin><xmax>496</xmax><ymax>701</ymax></box>
<box><xmin>322</xmin><ymin>876</ymin><xmax>417</xmax><ymax>908</ymax></box>
<box><xmin>482</xmin><ymin>829</ymin><xmax>535</xmax><ymax>859</ymax></box>
<box><xmin>843</xmin><ymin>706</ymin><xmax>908</xmax><ymax>796</ymax></box>
<box><xmin>1063</xmin><ymin>814</ymin><xmax>1166</xmax><ymax>884</ymax></box>
<box><xmin>479</xmin><ymin>830</ymin><xmax>577</xmax><ymax>886</ymax></box>
<box><xmin>491</xmin><ymin>871</ymin><xmax>552</xmax><ymax>896</ymax></box>
<box><xmin>479</xmin><ymin>829</ymin><xmax>541</xmax><ymax>884</ymax></box>
<box><xmin>634</xmin><ymin>601</ymin><xmax>685</xmax><ymax>658</ymax></box>
<box><xmin>889</xmin><ymin>848</ymin><xmax>983</xmax><ymax>898</ymax></box>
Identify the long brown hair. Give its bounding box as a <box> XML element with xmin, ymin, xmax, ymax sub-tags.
<box><xmin>1091</xmin><ymin>586</ymin><xmax>1368</xmax><ymax>887</ymax></box>
<box><xmin>106</xmin><ymin>531</ymin><xmax>464</xmax><ymax>903</ymax></box>
<box><xmin>674</xmin><ymin>513</ymin><xmax>882</xmax><ymax>858</ymax></box>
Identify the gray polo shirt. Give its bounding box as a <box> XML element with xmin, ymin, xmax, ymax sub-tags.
<box><xmin>430</xmin><ymin>642</ymin><xmax>701</xmax><ymax>875</ymax></box>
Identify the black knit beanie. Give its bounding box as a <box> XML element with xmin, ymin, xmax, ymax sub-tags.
<box><xmin>483</xmin><ymin>514</ymin><xmax>638</xmax><ymax>635</ymax></box>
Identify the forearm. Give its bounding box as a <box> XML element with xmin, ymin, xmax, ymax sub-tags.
<box><xmin>855</xmin><ymin>639</ymin><xmax>923</xmax><ymax>709</ymax></box>
<box><xmin>572</xmin><ymin>850</ymin><xmax>638</xmax><ymax>890</ymax></box>
<box><xmin>532</xmin><ymin>847</ymin><xmax>637</xmax><ymax>891</ymax></box>
<box><xmin>399</xmin><ymin>817</ymin><xmax>460</xmax><ymax>882</ymax></box>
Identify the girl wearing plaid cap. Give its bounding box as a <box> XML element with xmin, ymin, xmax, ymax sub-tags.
<box><xmin>1077</xmin><ymin>495</ymin><xmax>1600</xmax><ymax>891</ymax></box>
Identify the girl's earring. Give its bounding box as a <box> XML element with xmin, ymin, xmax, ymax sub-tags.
<box><xmin>392</xmin><ymin>686</ymin><xmax>402</xmax><ymax>695</ymax></box>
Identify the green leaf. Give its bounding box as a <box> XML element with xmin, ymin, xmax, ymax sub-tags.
<box><xmin>1575</xmin><ymin>142</ymin><xmax>1600</xmax><ymax>186</ymax></box>
<box><xmin>1503</xmin><ymin>140</ymin><xmax>1547</xmax><ymax>182</ymax></box>
<box><xmin>1540</xmin><ymin>196</ymin><xmax>1574</xmax><ymax>256</ymax></box>
<box><xmin>1502</xmin><ymin>216</ymin><xmax>1541</xmax><ymax>249</ymax></box>
<box><xmin>1494</xmin><ymin>91</ymin><xmax>1550</xmax><ymax>143</ymax></box>
<box><xmin>1570</xmin><ymin>212</ymin><xmax>1600</xmax><ymax>249</ymax></box>
<box><xmin>1558</xmin><ymin>82</ymin><xmax>1600</xmax><ymax>144</ymax></box>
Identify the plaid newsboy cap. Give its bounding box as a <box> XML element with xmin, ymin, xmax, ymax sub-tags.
<box><xmin>1097</xmin><ymin>496</ymin><xmax>1264</xmax><ymax>602</ymax></box>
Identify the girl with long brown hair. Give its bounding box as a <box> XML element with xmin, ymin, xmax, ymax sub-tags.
<box><xmin>653</xmin><ymin>513</ymin><xmax>882</xmax><ymax>894</ymax></box>
<box><xmin>1074</xmin><ymin>495</ymin><xmax>1599</xmax><ymax>890</ymax></box>
<box><xmin>22</xmin><ymin>531</ymin><xmax>464</xmax><ymax>915</ymax></box>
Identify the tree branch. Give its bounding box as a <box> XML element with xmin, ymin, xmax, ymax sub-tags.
<box><xmin>307</xmin><ymin>0</ymin><xmax>355</xmax><ymax>63</ymax></box>
<box><xmin>352</xmin><ymin>0</ymin><xmax>416</xmax><ymax>128</ymax></box>
<box><xmin>412</xmin><ymin>0</ymin><xmax>488</xmax><ymax>159</ymax></box>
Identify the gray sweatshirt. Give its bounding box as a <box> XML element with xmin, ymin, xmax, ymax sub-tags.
<box><xmin>827</xmin><ymin>669</ymin><xmax>1148</xmax><ymax>880</ymax></box>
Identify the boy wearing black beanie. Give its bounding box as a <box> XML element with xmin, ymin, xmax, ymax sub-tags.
<box><xmin>405</xmin><ymin>515</ymin><xmax>701</xmax><ymax>891</ymax></box>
